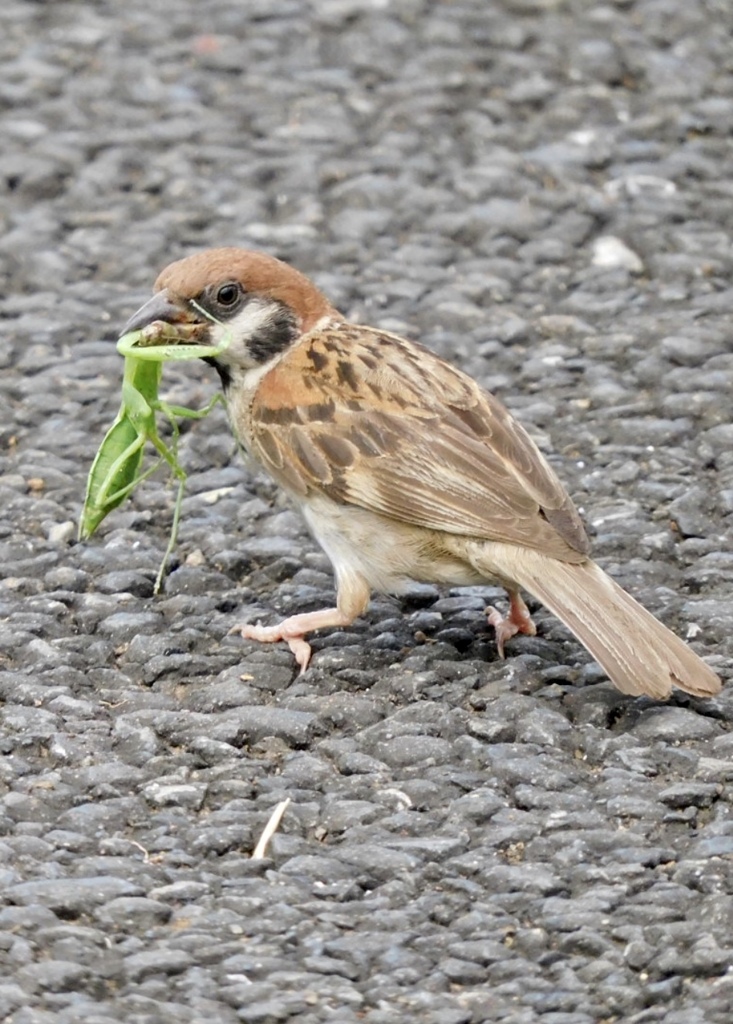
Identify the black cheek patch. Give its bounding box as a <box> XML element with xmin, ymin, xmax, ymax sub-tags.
<box><xmin>248</xmin><ymin>302</ymin><xmax>298</xmax><ymax>364</ymax></box>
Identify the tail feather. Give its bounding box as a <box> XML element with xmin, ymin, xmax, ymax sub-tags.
<box><xmin>471</xmin><ymin>545</ymin><xmax>721</xmax><ymax>699</ymax></box>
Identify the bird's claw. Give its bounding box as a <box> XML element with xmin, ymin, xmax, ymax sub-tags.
<box><xmin>230</xmin><ymin>619</ymin><xmax>313</xmax><ymax>673</ymax></box>
<box><xmin>486</xmin><ymin>592</ymin><xmax>537</xmax><ymax>658</ymax></box>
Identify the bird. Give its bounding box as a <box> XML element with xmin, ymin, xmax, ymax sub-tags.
<box><xmin>119</xmin><ymin>246</ymin><xmax>722</xmax><ymax>699</ymax></box>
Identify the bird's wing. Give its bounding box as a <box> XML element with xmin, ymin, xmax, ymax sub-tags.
<box><xmin>249</xmin><ymin>322</ymin><xmax>590</xmax><ymax>562</ymax></box>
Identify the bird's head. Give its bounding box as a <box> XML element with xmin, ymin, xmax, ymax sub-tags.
<box><xmin>120</xmin><ymin>247</ymin><xmax>336</xmax><ymax>387</ymax></box>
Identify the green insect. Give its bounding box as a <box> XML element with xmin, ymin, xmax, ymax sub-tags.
<box><xmin>80</xmin><ymin>324</ymin><xmax>230</xmax><ymax>592</ymax></box>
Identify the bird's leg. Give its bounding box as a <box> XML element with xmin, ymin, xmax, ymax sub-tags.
<box><xmin>232</xmin><ymin>608</ymin><xmax>356</xmax><ymax>673</ymax></box>
<box><xmin>486</xmin><ymin>589</ymin><xmax>537</xmax><ymax>658</ymax></box>
<box><xmin>232</xmin><ymin>573</ymin><xmax>371</xmax><ymax>674</ymax></box>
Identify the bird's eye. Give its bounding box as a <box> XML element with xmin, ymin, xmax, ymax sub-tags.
<box><xmin>215</xmin><ymin>282</ymin><xmax>241</xmax><ymax>307</ymax></box>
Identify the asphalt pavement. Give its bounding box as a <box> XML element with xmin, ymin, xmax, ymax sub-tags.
<box><xmin>1</xmin><ymin>1</ymin><xmax>733</xmax><ymax>1022</ymax></box>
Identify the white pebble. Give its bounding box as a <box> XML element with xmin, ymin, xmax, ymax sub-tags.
<box><xmin>48</xmin><ymin>521</ymin><xmax>75</xmax><ymax>544</ymax></box>
<box><xmin>591</xmin><ymin>235</ymin><xmax>644</xmax><ymax>273</ymax></box>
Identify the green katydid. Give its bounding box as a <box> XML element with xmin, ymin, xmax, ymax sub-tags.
<box><xmin>80</xmin><ymin>320</ymin><xmax>231</xmax><ymax>592</ymax></box>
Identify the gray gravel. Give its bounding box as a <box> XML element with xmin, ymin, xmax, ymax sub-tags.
<box><xmin>2</xmin><ymin>0</ymin><xmax>733</xmax><ymax>1022</ymax></box>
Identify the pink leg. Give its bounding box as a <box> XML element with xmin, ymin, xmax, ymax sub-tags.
<box><xmin>486</xmin><ymin>590</ymin><xmax>537</xmax><ymax>658</ymax></box>
<box><xmin>230</xmin><ymin>607</ymin><xmax>356</xmax><ymax>673</ymax></box>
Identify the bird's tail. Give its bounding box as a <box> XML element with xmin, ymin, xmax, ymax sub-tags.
<box><xmin>467</xmin><ymin>543</ymin><xmax>721</xmax><ymax>698</ymax></box>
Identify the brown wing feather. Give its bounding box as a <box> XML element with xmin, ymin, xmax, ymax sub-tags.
<box><xmin>249</xmin><ymin>322</ymin><xmax>590</xmax><ymax>563</ymax></box>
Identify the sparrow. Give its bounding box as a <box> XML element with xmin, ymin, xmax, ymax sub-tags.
<box><xmin>120</xmin><ymin>247</ymin><xmax>722</xmax><ymax>699</ymax></box>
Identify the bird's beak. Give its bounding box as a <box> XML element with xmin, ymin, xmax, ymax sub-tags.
<box><xmin>119</xmin><ymin>288</ymin><xmax>209</xmax><ymax>345</ymax></box>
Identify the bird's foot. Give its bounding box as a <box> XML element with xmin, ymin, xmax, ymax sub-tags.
<box><xmin>230</xmin><ymin>607</ymin><xmax>352</xmax><ymax>673</ymax></box>
<box><xmin>486</xmin><ymin>591</ymin><xmax>537</xmax><ymax>658</ymax></box>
